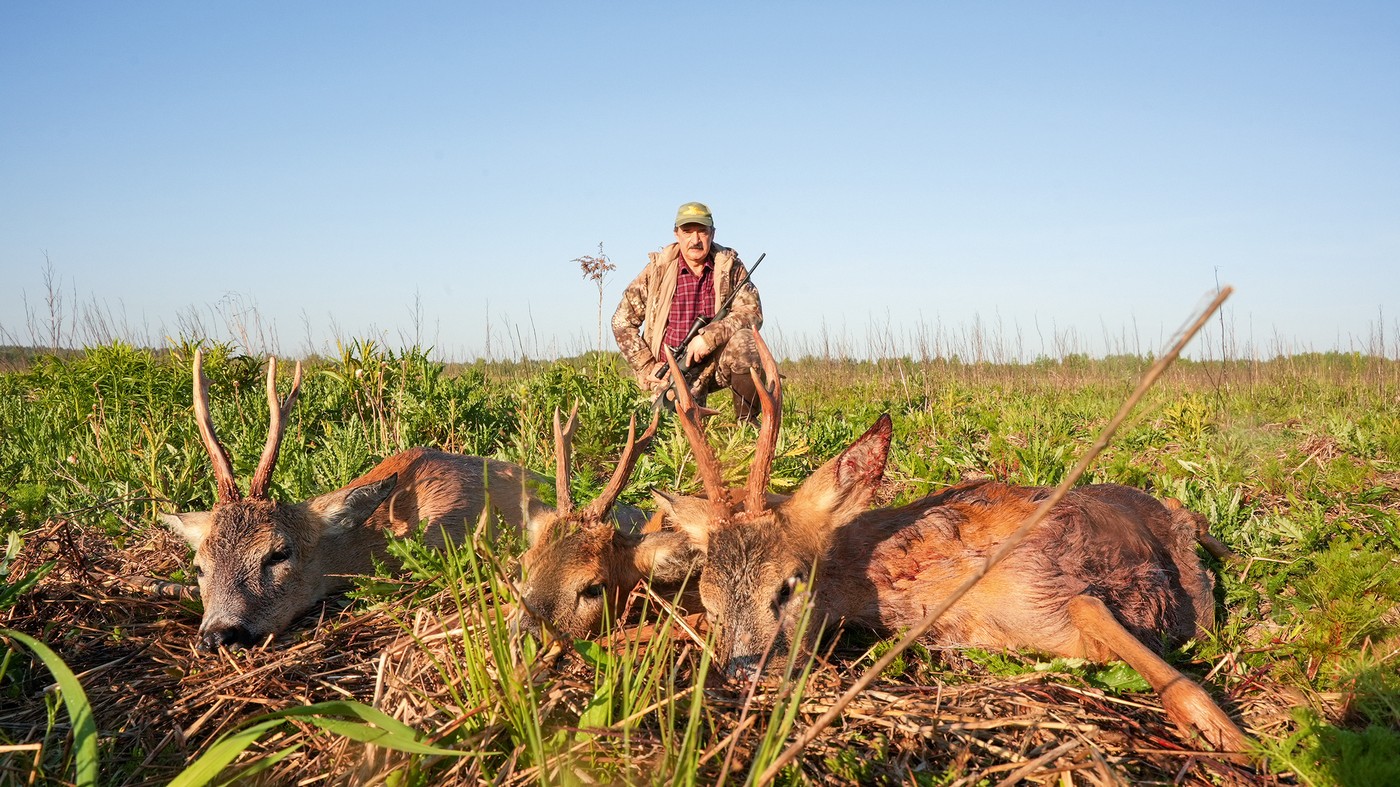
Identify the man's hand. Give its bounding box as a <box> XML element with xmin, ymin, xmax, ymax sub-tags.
<box><xmin>685</xmin><ymin>333</ymin><xmax>713</xmax><ymax>366</ymax></box>
<box><xmin>639</xmin><ymin>361</ymin><xmax>670</xmax><ymax>393</ymax></box>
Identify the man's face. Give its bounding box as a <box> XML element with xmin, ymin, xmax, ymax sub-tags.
<box><xmin>675</xmin><ymin>223</ymin><xmax>714</xmax><ymax>267</ymax></box>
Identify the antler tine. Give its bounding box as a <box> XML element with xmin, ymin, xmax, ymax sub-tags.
<box><xmin>192</xmin><ymin>348</ymin><xmax>242</xmax><ymax>503</ymax></box>
<box><xmin>583</xmin><ymin>409</ymin><xmax>661</xmax><ymax>521</ymax></box>
<box><xmin>663</xmin><ymin>351</ymin><xmax>728</xmax><ymax>504</ymax></box>
<box><xmin>248</xmin><ymin>356</ymin><xmax>304</xmax><ymax>500</ymax></box>
<box><xmin>745</xmin><ymin>329</ymin><xmax>783</xmax><ymax>515</ymax></box>
<box><xmin>553</xmin><ymin>403</ymin><xmax>579</xmax><ymax>514</ymax></box>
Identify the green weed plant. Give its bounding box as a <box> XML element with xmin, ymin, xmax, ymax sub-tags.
<box><xmin>0</xmin><ymin>342</ymin><xmax>1397</xmax><ymax>782</ymax></box>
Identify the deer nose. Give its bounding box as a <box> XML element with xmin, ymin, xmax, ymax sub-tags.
<box><xmin>199</xmin><ymin>624</ymin><xmax>254</xmax><ymax>651</ymax></box>
<box><xmin>725</xmin><ymin>654</ymin><xmax>764</xmax><ymax>683</ymax></box>
<box><xmin>507</xmin><ymin>607</ymin><xmax>542</xmax><ymax>641</ymax></box>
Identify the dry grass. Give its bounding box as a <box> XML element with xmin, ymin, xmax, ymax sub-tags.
<box><xmin>2</xmin><ymin>515</ymin><xmax>1300</xmax><ymax>785</ymax></box>
<box><xmin>4</xmin><ymin>343</ymin><xmax>1396</xmax><ymax>784</ymax></box>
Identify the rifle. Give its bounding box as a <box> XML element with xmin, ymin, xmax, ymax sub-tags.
<box><xmin>652</xmin><ymin>253</ymin><xmax>765</xmax><ymax>410</ymax></box>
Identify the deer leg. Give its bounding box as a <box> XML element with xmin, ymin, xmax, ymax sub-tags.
<box><xmin>1196</xmin><ymin>532</ymin><xmax>1239</xmax><ymax>564</ymax></box>
<box><xmin>1066</xmin><ymin>594</ymin><xmax>1249</xmax><ymax>759</ymax></box>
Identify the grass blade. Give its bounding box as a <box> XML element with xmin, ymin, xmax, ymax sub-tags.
<box><xmin>167</xmin><ymin>719</ymin><xmax>285</xmax><ymax>787</ymax></box>
<box><xmin>1</xmin><ymin>628</ymin><xmax>99</xmax><ymax>787</ymax></box>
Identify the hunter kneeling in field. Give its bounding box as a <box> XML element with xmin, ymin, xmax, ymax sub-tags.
<box><xmin>612</xmin><ymin>201</ymin><xmax>766</xmax><ymax>421</ymax></box>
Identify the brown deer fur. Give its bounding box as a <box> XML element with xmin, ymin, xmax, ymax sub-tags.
<box><xmin>165</xmin><ymin>446</ymin><xmax>564</xmax><ymax>650</ymax></box>
<box><xmin>657</xmin><ymin>329</ymin><xmax>1247</xmax><ymax>755</ymax></box>
<box><xmin>164</xmin><ymin>351</ymin><xmax>645</xmax><ymax>650</ymax></box>
<box><xmin>517</xmin><ymin>484</ymin><xmax>790</xmax><ymax>641</ymax></box>
<box><xmin>516</xmin><ymin>406</ymin><xmax>700</xmax><ymax>640</ymax></box>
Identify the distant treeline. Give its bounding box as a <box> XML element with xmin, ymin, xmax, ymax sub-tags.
<box><xmin>1</xmin><ymin>342</ymin><xmax>1397</xmax><ymax>380</ymax></box>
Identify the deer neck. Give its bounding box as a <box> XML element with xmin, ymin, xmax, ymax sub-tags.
<box><xmin>316</xmin><ymin>523</ymin><xmax>393</xmax><ymax>592</ymax></box>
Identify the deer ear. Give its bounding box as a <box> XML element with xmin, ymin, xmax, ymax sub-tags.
<box><xmin>781</xmin><ymin>414</ymin><xmax>891</xmax><ymax>535</ymax></box>
<box><xmin>651</xmin><ymin>491</ymin><xmax>715</xmax><ymax>553</ymax></box>
<box><xmin>525</xmin><ymin>509</ymin><xmax>556</xmax><ymax>547</ymax></box>
<box><xmin>162</xmin><ymin>511</ymin><xmax>213</xmax><ymax>549</ymax></box>
<box><xmin>306</xmin><ymin>475</ymin><xmax>398</xmax><ymax>537</ymax></box>
<box><xmin>631</xmin><ymin>529</ymin><xmax>704</xmax><ymax>584</ymax></box>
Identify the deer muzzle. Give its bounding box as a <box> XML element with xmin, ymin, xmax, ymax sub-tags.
<box><xmin>199</xmin><ymin>622</ymin><xmax>258</xmax><ymax>651</ymax></box>
<box><xmin>725</xmin><ymin>653</ymin><xmax>766</xmax><ymax>683</ymax></box>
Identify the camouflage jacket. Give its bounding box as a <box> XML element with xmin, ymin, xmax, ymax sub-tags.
<box><xmin>611</xmin><ymin>242</ymin><xmax>763</xmax><ymax>377</ymax></box>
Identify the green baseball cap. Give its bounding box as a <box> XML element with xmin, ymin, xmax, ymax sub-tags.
<box><xmin>674</xmin><ymin>201</ymin><xmax>714</xmax><ymax>228</ymax></box>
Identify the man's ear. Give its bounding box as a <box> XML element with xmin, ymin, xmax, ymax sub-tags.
<box><xmin>161</xmin><ymin>511</ymin><xmax>213</xmax><ymax>549</ymax></box>
<box><xmin>305</xmin><ymin>476</ymin><xmax>398</xmax><ymax>537</ymax></box>
<box><xmin>631</xmin><ymin>530</ymin><xmax>705</xmax><ymax>584</ymax></box>
<box><xmin>780</xmin><ymin>414</ymin><xmax>891</xmax><ymax>539</ymax></box>
<box><xmin>651</xmin><ymin>490</ymin><xmax>716</xmax><ymax>553</ymax></box>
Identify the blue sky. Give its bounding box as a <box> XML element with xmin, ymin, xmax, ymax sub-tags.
<box><xmin>3</xmin><ymin>2</ymin><xmax>1397</xmax><ymax>360</ymax></box>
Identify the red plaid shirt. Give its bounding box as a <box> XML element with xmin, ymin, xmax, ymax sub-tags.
<box><xmin>663</xmin><ymin>257</ymin><xmax>715</xmax><ymax>349</ymax></box>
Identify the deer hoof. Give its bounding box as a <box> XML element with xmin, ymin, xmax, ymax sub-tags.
<box><xmin>1160</xmin><ymin>680</ymin><xmax>1250</xmax><ymax>762</ymax></box>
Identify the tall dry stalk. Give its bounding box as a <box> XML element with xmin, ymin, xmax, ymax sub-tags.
<box><xmin>22</xmin><ymin>254</ymin><xmax>71</xmax><ymax>352</ymax></box>
<box><xmin>574</xmin><ymin>243</ymin><xmax>616</xmax><ymax>353</ymax></box>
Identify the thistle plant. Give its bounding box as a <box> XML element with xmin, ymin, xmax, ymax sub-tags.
<box><xmin>574</xmin><ymin>243</ymin><xmax>616</xmax><ymax>352</ymax></box>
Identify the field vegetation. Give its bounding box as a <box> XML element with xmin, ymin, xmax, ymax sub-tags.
<box><xmin>0</xmin><ymin>338</ymin><xmax>1397</xmax><ymax>785</ymax></box>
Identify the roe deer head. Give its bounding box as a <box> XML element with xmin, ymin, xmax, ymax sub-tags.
<box><xmin>516</xmin><ymin>405</ymin><xmax>699</xmax><ymax>640</ymax></box>
<box><xmin>659</xmin><ymin>328</ymin><xmax>1248</xmax><ymax>755</ymax></box>
<box><xmin>163</xmin><ymin>350</ymin><xmax>555</xmax><ymax>650</ymax></box>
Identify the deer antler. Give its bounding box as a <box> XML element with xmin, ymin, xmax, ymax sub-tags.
<box><xmin>248</xmin><ymin>356</ymin><xmax>303</xmax><ymax>500</ymax></box>
<box><xmin>192</xmin><ymin>349</ymin><xmax>242</xmax><ymax>503</ymax></box>
<box><xmin>582</xmin><ymin>409</ymin><xmax>661</xmax><ymax>521</ymax></box>
<box><xmin>663</xmin><ymin>352</ymin><xmax>728</xmax><ymax>504</ymax></box>
<box><xmin>553</xmin><ymin>404</ymin><xmax>580</xmax><ymax>514</ymax></box>
<box><xmin>744</xmin><ymin>329</ymin><xmax>783</xmax><ymax>515</ymax></box>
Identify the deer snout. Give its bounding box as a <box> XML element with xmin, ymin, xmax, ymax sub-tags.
<box><xmin>508</xmin><ymin>605</ymin><xmax>542</xmax><ymax>641</ymax></box>
<box><xmin>723</xmin><ymin>629</ymin><xmax>774</xmax><ymax>682</ymax></box>
<box><xmin>725</xmin><ymin>653</ymin><xmax>765</xmax><ymax>683</ymax></box>
<box><xmin>199</xmin><ymin>623</ymin><xmax>257</xmax><ymax>651</ymax></box>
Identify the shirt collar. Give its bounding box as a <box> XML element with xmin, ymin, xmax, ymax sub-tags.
<box><xmin>676</xmin><ymin>250</ymin><xmax>713</xmax><ymax>276</ymax></box>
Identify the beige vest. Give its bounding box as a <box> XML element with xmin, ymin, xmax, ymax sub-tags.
<box><xmin>643</xmin><ymin>243</ymin><xmax>739</xmax><ymax>360</ymax></box>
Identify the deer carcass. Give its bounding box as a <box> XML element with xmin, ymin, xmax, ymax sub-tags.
<box><xmin>655</xmin><ymin>330</ymin><xmax>1248</xmax><ymax>754</ymax></box>
<box><xmin>163</xmin><ymin>350</ymin><xmax>637</xmax><ymax>650</ymax></box>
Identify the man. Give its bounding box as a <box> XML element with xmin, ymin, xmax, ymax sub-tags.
<box><xmin>612</xmin><ymin>201</ymin><xmax>765</xmax><ymax>421</ymax></box>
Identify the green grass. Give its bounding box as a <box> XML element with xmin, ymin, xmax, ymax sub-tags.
<box><xmin>1</xmin><ymin>342</ymin><xmax>1398</xmax><ymax>784</ymax></box>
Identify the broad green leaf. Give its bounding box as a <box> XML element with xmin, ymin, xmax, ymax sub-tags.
<box><xmin>263</xmin><ymin>700</ymin><xmax>429</xmax><ymax>741</ymax></box>
<box><xmin>579</xmin><ymin>676</ymin><xmax>615</xmax><ymax>729</ymax></box>
<box><xmin>1089</xmin><ymin>661</ymin><xmax>1152</xmax><ymax>693</ymax></box>
<box><xmin>0</xmin><ymin>560</ymin><xmax>52</xmax><ymax>610</ymax></box>
<box><xmin>173</xmin><ymin>700</ymin><xmax>470</xmax><ymax>787</ymax></box>
<box><xmin>574</xmin><ymin>638</ymin><xmax>613</xmax><ymax>670</ymax></box>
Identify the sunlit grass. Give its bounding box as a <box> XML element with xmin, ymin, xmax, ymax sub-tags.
<box><xmin>1</xmin><ymin>340</ymin><xmax>1398</xmax><ymax>783</ymax></box>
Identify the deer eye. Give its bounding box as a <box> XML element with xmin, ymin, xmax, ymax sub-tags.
<box><xmin>776</xmin><ymin>574</ymin><xmax>802</xmax><ymax>607</ymax></box>
<box><xmin>263</xmin><ymin>550</ymin><xmax>290</xmax><ymax>569</ymax></box>
<box><xmin>580</xmin><ymin>583</ymin><xmax>606</xmax><ymax>600</ymax></box>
